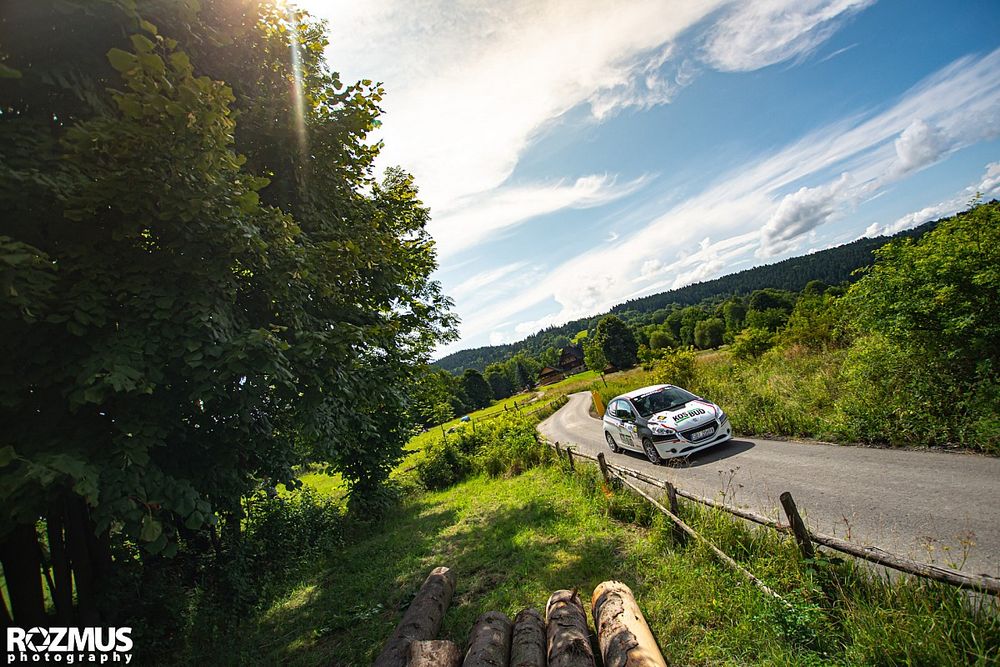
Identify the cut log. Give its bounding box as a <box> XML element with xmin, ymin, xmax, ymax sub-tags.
<box><xmin>409</xmin><ymin>640</ymin><xmax>462</xmax><ymax>667</ymax></box>
<box><xmin>591</xmin><ymin>581</ymin><xmax>666</xmax><ymax>667</ymax></box>
<box><xmin>373</xmin><ymin>566</ymin><xmax>458</xmax><ymax>667</ymax></box>
<box><xmin>546</xmin><ymin>589</ymin><xmax>596</xmax><ymax>667</ymax></box>
<box><xmin>462</xmin><ymin>610</ymin><xmax>512</xmax><ymax>667</ymax></box>
<box><xmin>510</xmin><ymin>608</ymin><xmax>546</xmax><ymax>667</ymax></box>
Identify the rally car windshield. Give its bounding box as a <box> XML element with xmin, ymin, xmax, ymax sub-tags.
<box><xmin>631</xmin><ymin>387</ymin><xmax>698</xmax><ymax>417</ymax></box>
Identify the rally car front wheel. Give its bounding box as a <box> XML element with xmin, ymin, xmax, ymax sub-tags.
<box><xmin>642</xmin><ymin>438</ymin><xmax>663</xmax><ymax>465</ymax></box>
<box><xmin>605</xmin><ymin>431</ymin><xmax>621</xmax><ymax>453</ymax></box>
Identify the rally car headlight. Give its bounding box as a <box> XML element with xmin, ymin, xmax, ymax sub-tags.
<box><xmin>718</xmin><ymin>410</ymin><xmax>729</xmax><ymax>424</ymax></box>
<box><xmin>649</xmin><ymin>422</ymin><xmax>677</xmax><ymax>437</ymax></box>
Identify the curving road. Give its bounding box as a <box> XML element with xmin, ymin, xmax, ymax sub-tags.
<box><xmin>540</xmin><ymin>392</ymin><xmax>1000</xmax><ymax>577</ymax></box>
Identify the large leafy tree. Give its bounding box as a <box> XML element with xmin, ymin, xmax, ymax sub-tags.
<box><xmin>0</xmin><ymin>0</ymin><xmax>453</xmax><ymax>624</ymax></box>
<box><xmin>848</xmin><ymin>200</ymin><xmax>999</xmax><ymax>373</ymax></box>
<box><xmin>484</xmin><ymin>363</ymin><xmax>515</xmax><ymax>401</ymax></box>
<box><xmin>460</xmin><ymin>369</ymin><xmax>493</xmax><ymax>410</ymax></box>
<box><xmin>592</xmin><ymin>315</ymin><xmax>638</xmax><ymax>370</ymax></box>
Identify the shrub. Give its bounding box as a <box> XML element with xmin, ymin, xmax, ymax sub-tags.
<box><xmin>730</xmin><ymin>327</ymin><xmax>775</xmax><ymax>360</ymax></box>
<box><xmin>835</xmin><ymin>334</ymin><xmax>999</xmax><ymax>452</ymax></box>
<box><xmin>416</xmin><ymin>438</ymin><xmax>472</xmax><ymax>490</ymax></box>
<box><xmin>475</xmin><ymin>421</ymin><xmax>553</xmax><ymax>477</ymax></box>
<box><xmin>653</xmin><ymin>347</ymin><xmax>697</xmax><ymax>388</ymax></box>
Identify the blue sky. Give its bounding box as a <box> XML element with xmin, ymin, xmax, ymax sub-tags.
<box><xmin>304</xmin><ymin>0</ymin><xmax>1000</xmax><ymax>357</ymax></box>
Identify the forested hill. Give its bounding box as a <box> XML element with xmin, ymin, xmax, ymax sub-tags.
<box><xmin>434</xmin><ymin>219</ymin><xmax>936</xmax><ymax>374</ymax></box>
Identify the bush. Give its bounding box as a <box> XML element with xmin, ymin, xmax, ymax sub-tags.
<box><xmin>414</xmin><ymin>412</ymin><xmax>558</xmax><ymax>489</ymax></box>
<box><xmin>475</xmin><ymin>420</ymin><xmax>553</xmax><ymax>478</ymax></box>
<box><xmin>731</xmin><ymin>327</ymin><xmax>775</xmax><ymax>360</ymax></box>
<box><xmin>653</xmin><ymin>347</ymin><xmax>697</xmax><ymax>388</ymax></box>
<box><xmin>835</xmin><ymin>334</ymin><xmax>1000</xmax><ymax>452</ymax></box>
<box><xmin>416</xmin><ymin>439</ymin><xmax>472</xmax><ymax>490</ymax></box>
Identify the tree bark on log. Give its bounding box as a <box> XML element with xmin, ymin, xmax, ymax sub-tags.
<box><xmin>546</xmin><ymin>589</ymin><xmax>596</xmax><ymax>667</ymax></box>
<box><xmin>592</xmin><ymin>581</ymin><xmax>666</xmax><ymax>667</ymax></box>
<box><xmin>462</xmin><ymin>610</ymin><xmax>512</xmax><ymax>667</ymax></box>
<box><xmin>409</xmin><ymin>640</ymin><xmax>462</xmax><ymax>667</ymax></box>
<box><xmin>511</xmin><ymin>608</ymin><xmax>546</xmax><ymax>667</ymax></box>
<box><xmin>373</xmin><ymin>566</ymin><xmax>457</xmax><ymax>667</ymax></box>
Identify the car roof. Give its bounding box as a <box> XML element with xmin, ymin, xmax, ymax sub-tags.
<box><xmin>613</xmin><ymin>384</ymin><xmax>674</xmax><ymax>402</ymax></box>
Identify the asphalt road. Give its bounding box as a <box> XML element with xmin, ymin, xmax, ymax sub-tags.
<box><xmin>539</xmin><ymin>392</ymin><xmax>1000</xmax><ymax>578</ymax></box>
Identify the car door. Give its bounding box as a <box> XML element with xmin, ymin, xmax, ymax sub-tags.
<box><xmin>616</xmin><ymin>401</ymin><xmax>639</xmax><ymax>451</ymax></box>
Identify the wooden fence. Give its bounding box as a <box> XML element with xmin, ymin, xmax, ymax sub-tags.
<box><xmin>541</xmin><ymin>437</ymin><xmax>1000</xmax><ymax>597</ymax></box>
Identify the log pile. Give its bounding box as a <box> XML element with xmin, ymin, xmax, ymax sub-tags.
<box><xmin>372</xmin><ymin>568</ymin><xmax>666</xmax><ymax>666</ymax></box>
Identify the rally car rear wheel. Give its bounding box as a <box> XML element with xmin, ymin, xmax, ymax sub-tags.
<box><xmin>642</xmin><ymin>438</ymin><xmax>663</xmax><ymax>464</ymax></box>
<box><xmin>605</xmin><ymin>431</ymin><xmax>621</xmax><ymax>453</ymax></box>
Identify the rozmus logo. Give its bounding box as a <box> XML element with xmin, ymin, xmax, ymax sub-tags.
<box><xmin>6</xmin><ymin>627</ymin><xmax>133</xmax><ymax>664</ymax></box>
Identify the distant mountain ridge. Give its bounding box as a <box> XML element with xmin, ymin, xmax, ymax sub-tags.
<box><xmin>434</xmin><ymin>219</ymin><xmax>938</xmax><ymax>374</ymax></box>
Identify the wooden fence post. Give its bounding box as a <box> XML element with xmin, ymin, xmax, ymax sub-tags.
<box><xmin>555</xmin><ymin>442</ymin><xmax>562</xmax><ymax>458</ymax></box>
<box><xmin>779</xmin><ymin>492</ymin><xmax>815</xmax><ymax>560</ymax></box>
<box><xmin>665</xmin><ymin>481</ymin><xmax>685</xmax><ymax>544</ymax></box>
<box><xmin>597</xmin><ymin>453</ymin><xmax>612</xmax><ymax>486</ymax></box>
<box><xmin>566</xmin><ymin>448</ymin><xmax>575</xmax><ymax>471</ymax></box>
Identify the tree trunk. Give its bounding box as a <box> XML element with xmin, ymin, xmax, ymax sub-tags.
<box><xmin>409</xmin><ymin>640</ymin><xmax>462</xmax><ymax>667</ymax></box>
<box><xmin>0</xmin><ymin>522</ymin><xmax>47</xmax><ymax>627</ymax></box>
<box><xmin>46</xmin><ymin>506</ymin><xmax>75</xmax><ymax>624</ymax></box>
<box><xmin>511</xmin><ymin>608</ymin><xmax>546</xmax><ymax>667</ymax></box>
<box><xmin>373</xmin><ymin>566</ymin><xmax>457</xmax><ymax>667</ymax></box>
<box><xmin>64</xmin><ymin>496</ymin><xmax>100</xmax><ymax>625</ymax></box>
<box><xmin>546</xmin><ymin>589</ymin><xmax>596</xmax><ymax>667</ymax></box>
<box><xmin>462</xmin><ymin>610</ymin><xmax>512</xmax><ymax>667</ymax></box>
<box><xmin>591</xmin><ymin>581</ymin><xmax>666</xmax><ymax>667</ymax></box>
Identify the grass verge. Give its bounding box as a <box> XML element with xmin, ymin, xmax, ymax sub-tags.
<box><xmin>182</xmin><ymin>462</ymin><xmax>998</xmax><ymax>666</ymax></box>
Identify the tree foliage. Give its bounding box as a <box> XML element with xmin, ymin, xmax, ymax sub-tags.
<box><xmin>460</xmin><ymin>369</ymin><xmax>493</xmax><ymax>410</ymax></box>
<box><xmin>593</xmin><ymin>315</ymin><xmax>638</xmax><ymax>370</ymax></box>
<box><xmin>0</xmin><ymin>0</ymin><xmax>453</xmax><ymax>624</ymax></box>
<box><xmin>434</xmin><ymin>219</ymin><xmax>939</xmax><ymax>374</ymax></box>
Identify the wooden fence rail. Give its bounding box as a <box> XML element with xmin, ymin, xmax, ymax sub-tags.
<box><xmin>542</xmin><ymin>437</ymin><xmax>1000</xmax><ymax>596</ymax></box>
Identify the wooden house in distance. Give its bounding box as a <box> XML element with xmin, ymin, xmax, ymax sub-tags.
<box><xmin>558</xmin><ymin>345</ymin><xmax>586</xmax><ymax>374</ymax></box>
<box><xmin>537</xmin><ymin>366</ymin><xmax>564</xmax><ymax>386</ymax></box>
<box><xmin>537</xmin><ymin>345</ymin><xmax>587</xmax><ymax>386</ymax></box>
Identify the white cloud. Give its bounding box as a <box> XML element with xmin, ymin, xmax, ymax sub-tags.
<box><xmin>758</xmin><ymin>173</ymin><xmax>851</xmax><ymax>257</ymax></box>
<box><xmin>893</xmin><ymin>119</ymin><xmax>947</xmax><ymax>174</ymax></box>
<box><xmin>864</xmin><ymin>160</ymin><xmax>1000</xmax><ymax>238</ymax></box>
<box><xmin>316</xmin><ymin>0</ymin><xmax>728</xmax><ymax>212</ymax></box>
<box><xmin>430</xmin><ymin>173</ymin><xmax>650</xmax><ymax>258</ymax></box>
<box><xmin>882</xmin><ymin>200</ymin><xmax>960</xmax><ymax>236</ymax></box>
<box><xmin>314</xmin><ymin>0</ymin><xmax>876</xmax><ymax>237</ymax></box>
<box><xmin>976</xmin><ymin>161</ymin><xmax>1000</xmax><ymax>196</ymax></box>
<box><xmin>702</xmin><ymin>0</ymin><xmax>874</xmax><ymax>72</ymax></box>
<box><xmin>449</xmin><ymin>261</ymin><xmax>530</xmax><ymax>301</ymax></box>
<box><xmin>450</xmin><ymin>49</ymin><xmax>1000</xmax><ymax>343</ymax></box>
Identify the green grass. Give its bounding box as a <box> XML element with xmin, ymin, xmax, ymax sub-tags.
<box><xmin>184</xmin><ymin>463</ymin><xmax>998</xmax><ymax>666</ymax></box>
<box><xmin>295</xmin><ymin>370</ymin><xmax>606</xmax><ymax>500</ymax></box>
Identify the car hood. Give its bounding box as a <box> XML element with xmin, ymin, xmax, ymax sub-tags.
<box><xmin>649</xmin><ymin>400</ymin><xmax>718</xmax><ymax>430</ymax></box>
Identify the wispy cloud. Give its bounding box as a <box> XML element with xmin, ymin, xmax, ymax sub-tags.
<box><xmin>319</xmin><ymin>0</ymin><xmax>727</xmax><ymax>212</ymax></box>
<box><xmin>430</xmin><ymin>174</ymin><xmax>651</xmax><ymax>258</ymax></box>
<box><xmin>864</xmin><ymin>160</ymin><xmax>1000</xmax><ymax>237</ymax></box>
<box><xmin>466</xmin><ymin>48</ymin><xmax>1000</xmax><ymax>344</ymax></box>
<box><xmin>448</xmin><ymin>261</ymin><xmax>530</xmax><ymax>302</ymax></box>
<box><xmin>701</xmin><ymin>0</ymin><xmax>874</xmax><ymax>72</ymax></box>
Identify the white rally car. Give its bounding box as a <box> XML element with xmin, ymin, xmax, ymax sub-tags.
<box><xmin>602</xmin><ymin>384</ymin><xmax>732</xmax><ymax>464</ymax></box>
